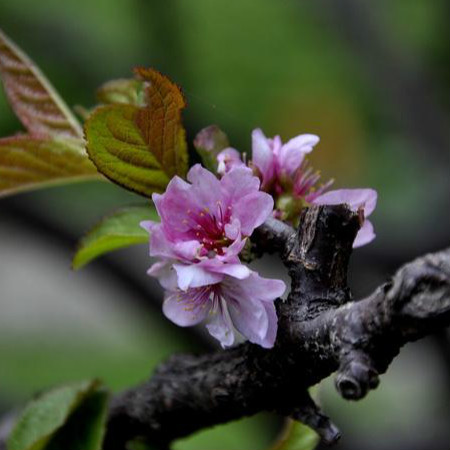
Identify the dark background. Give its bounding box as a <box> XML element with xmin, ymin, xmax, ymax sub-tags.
<box><xmin>0</xmin><ymin>1</ymin><xmax>449</xmax><ymax>449</ymax></box>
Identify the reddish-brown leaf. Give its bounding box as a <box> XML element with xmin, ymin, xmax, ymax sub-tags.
<box><xmin>85</xmin><ymin>68</ymin><xmax>188</xmax><ymax>197</ymax></box>
<box><xmin>0</xmin><ymin>28</ymin><xmax>83</xmax><ymax>138</ymax></box>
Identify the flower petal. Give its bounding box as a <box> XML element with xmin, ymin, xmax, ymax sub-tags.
<box><xmin>174</xmin><ymin>263</ymin><xmax>223</xmax><ymax>290</ymax></box>
<box><xmin>221</xmin><ymin>272</ymin><xmax>283</xmax><ymax>348</ymax></box>
<box><xmin>312</xmin><ymin>188</ymin><xmax>378</xmax><ymax>217</ymax></box>
<box><xmin>206</xmin><ymin>300</ymin><xmax>235</xmax><ymax>348</ymax></box>
<box><xmin>353</xmin><ymin>220</ymin><xmax>376</xmax><ymax>248</ymax></box>
<box><xmin>220</xmin><ymin>166</ymin><xmax>261</xmax><ymax>202</ymax></box>
<box><xmin>187</xmin><ymin>164</ymin><xmax>223</xmax><ymax>212</ymax></box>
<box><xmin>227</xmin><ymin>271</ymin><xmax>286</xmax><ymax>302</ymax></box>
<box><xmin>206</xmin><ymin>261</ymin><xmax>251</xmax><ymax>279</ymax></box>
<box><xmin>149</xmin><ymin>224</ymin><xmax>201</xmax><ymax>261</ymax></box>
<box><xmin>217</xmin><ymin>148</ymin><xmax>244</xmax><ymax>175</ymax></box>
<box><xmin>260</xmin><ymin>301</ymin><xmax>278</xmax><ymax>348</ymax></box>
<box><xmin>226</xmin><ymin>295</ymin><xmax>269</xmax><ymax>347</ymax></box>
<box><xmin>279</xmin><ymin>134</ymin><xmax>319</xmax><ymax>175</ymax></box>
<box><xmin>232</xmin><ymin>191</ymin><xmax>274</xmax><ymax>236</ymax></box>
<box><xmin>147</xmin><ymin>260</ymin><xmax>177</xmax><ymax>290</ymax></box>
<box><xmin>152</xmin><ymin>177</ymin><xmax>197</xmax><ymax>240</ymax></box>
<box><xmin>163</xmin><ymin>288</ymin><xmax>211</xmax><ymax>326</ymax></box>
<box><xmin>251</xmin><ymin>128</ymin><xmax>275</xmax><ymax>187</ymax></box>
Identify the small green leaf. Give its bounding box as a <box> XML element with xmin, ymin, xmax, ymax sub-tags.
<box><xmin>44</xmin><ymin>389</ymin><xmax>109</xmax><ymax>450</ymax></box>
<box><xmin>7</xmin><ymin>380</ymin><xmax>107</xmax><ymax>450</ymax></box>
<box><xmin>0</xmin><ymin>28</ymin><xmax>83</xmax><ymax>138</ymax></box>
<box><xmin>0</xmin><ymin>136</ymin><xmax>99</xmax><ymax>198</ymax></box>
<box><xmin>271</xmin><ymin>420</ymin><xmax>319</xmax><ymax>450</ymax></box>
<box><xmin>73</xmin><ymin>205</ymin><xmax>158</xmax><ymax>270</ymax></box>
<box><xmin>97</xmin><ymin>78</ymin><xmax>146</xmax><ymax>106</ymax></box>
<box><xmin>85</xmin><ymin>68</ymin><xmax>188</xmax><ymax>197</ymax></box>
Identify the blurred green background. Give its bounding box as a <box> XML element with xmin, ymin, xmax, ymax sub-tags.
<box><xmin>0</xmin><ymin>1</ymin><xmax>449</xmax><ymax>449</ymax></box>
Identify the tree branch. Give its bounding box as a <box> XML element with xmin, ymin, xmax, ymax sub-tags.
<box><xmin>101</xmin><ymin>205</ymin><xmax>450</xmax><ymax>449</ymax></box>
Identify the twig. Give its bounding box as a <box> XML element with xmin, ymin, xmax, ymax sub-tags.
<box><xmin>101</xmin><ymin>205</ymin><xmax>450</xmax><ymax>449</ymax></box>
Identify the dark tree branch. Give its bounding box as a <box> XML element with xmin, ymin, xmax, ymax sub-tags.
<box><xmin>100</xmin><ymin>205</ymin><xmax>450</xmax><ymax>450</ymax></box>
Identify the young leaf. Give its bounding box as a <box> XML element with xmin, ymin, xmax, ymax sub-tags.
<box><xmin>73</xmin><ymin>204</ymin><xmax>158</xmax><ymax>270</ymax></box>
<box><xmin>271</xmin><ymin>420</ymin><xmax>319</xmax><ymax>450</ymax></box>
<box><xmin>85</xmin><ymin>68</ymin><xmax>188</xmax><ymax>197</ymax></box>
<box><xmin>43</xmin><ymin>389</ymin><xmax>109</xmax><ymax>450</ymax></box>
<box><xmin>0</xmin><ymin>28</ymin><xmax>83</xmax><ymax>138</ymax></box>
<box><xmin>7</xmin><ymin>380</ymin><xmax>107</xmax><ymax>450</ymax></box>
<box><xmin>0</xmin><ymin>136</ymin><xmax>99</xmax><ymax>198</ymax></box>
<box><xmin>97</xmin><ymin>78</ymin><xmax>145</xmax><ymax>106</ymax></box>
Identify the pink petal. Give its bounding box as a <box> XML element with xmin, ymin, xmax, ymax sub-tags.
<box><xmin>206</xmin><ymin>301</ymin><xmax>235</xmax><ymax>348</ymax></box>
<box><xmin>174</xmin><ymin>264</ymin><xmax>224</xmax><ymax>290</ymax></box>
<box><xmin>147</xmin><ymin>261</ymin><xmax>177</xmax><ymax>290</ymax></box>
<box><xmin>228</xmin><ymin>272</ymin><xmax>286</xmax><ymax>302</ymax></box>
<box><xmin>259</xmin><ymin>302</ymin><xmax>278</xmax><ymax>348</ymax></box>
<box><xmin>217</xmin><ymin>148</ymin><xmax>244</xmax><ymax>175</ymax></box>
<box><xmin>232</xmin><ymin>191</ymin><xmax>274</xmax><ymax>236</ymax></box>
<box><xmin>140</xmin><ymin>220</ymin><xmax>157</xmax><ymax>233</ymax></box>
<box><xmin>221</xmin><ymin>272</ymin><xmax>284</xmax><ymax>347</ymax></box>
<box><xmin>353</xmin><ymin>220</ymin><xmax>376</xmax><ymax>248</ymax></box>
<box><xmin>251</xmin><ymin>128</ymin><xmax>275</xmax><ymax>187</ymax></box>
<box><xmin>149</xmin><ymin>225</ymin><xmax>201</xmax><ymax>261</ymax></box>
<box><xmin>278</xmin><ymin>134</ymin><xmax>319</xmax><ymax>175</ymax></box>
<box><xmin>152</xmin><ymin>177</ymin><xmax>198</xmax><ymax>240</ymax></box>
<box><xmin>163</xmin><ymin>289</ymin><xmax>211</xmax><ymax>326</ymax></box>
<box><xmin>208</xmin><ymin>261</ymin><xmax>251</xmax><ymax>280</ymax></box>
<box><xmin>226</xmin><ymin>295</ymin><xmax>269</xmax><ymax>347</ymax></box>
<box><xmin>312</xmin><ymin>188</ymin><xmax>377</xmax><ymax>217</ymax></box>
<box><xmin>220</xmin><ymin>166</ymin><xmax>261</xmax><ymax>202</ymax></box>
<box><xmin>221</xmin><ymin>235</ymin><xmax>247</xmax><ymax>262</ymax></box>
<box><xmin>224</xmin><ymin>217</ymin><xmax>241</xmax><ymax>240</ymax></box>
<box><xmin>187</xmin><ymin>164</ymin><xmax>223</xmax><ymax>212</ymax></box>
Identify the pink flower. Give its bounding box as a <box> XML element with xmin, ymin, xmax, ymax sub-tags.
<box><xmin>251</xmin><ymin>128</ymin><xmax>320</xmax><ymax>190</ymax></box>
<box><xmin>142</xmin><ymin>163</ymin><xmax>273</xmax><ymax>261</ymax></box>
<box><xmin>217</xmin><ymin>148</ymin><xmax>245</xmax><ymax>175</ymax></box>
<box><xmin>162</xmin><ymin>271</ymin><xmax>285</xmax><ymax>348</ymax></box>
<box><xmin>312</xmin><ymin>188</ymin><xmax>378</xmax><ymax>247</ymax></box>
<box><xmin>291</xmin><ymin>159</ymin><xmax>334</xmax><ymax>202</ymax></box>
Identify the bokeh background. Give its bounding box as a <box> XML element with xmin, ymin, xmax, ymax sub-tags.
<box><xmin>0</xmin><ymin>1</ymin><xmax>449</xmax><ymax>449</ymax></box>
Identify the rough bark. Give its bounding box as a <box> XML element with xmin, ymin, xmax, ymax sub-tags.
<box><xmin>101</xmin><ymin>205</ymin><xmax>450</xmax><ymax>449</ymax></box>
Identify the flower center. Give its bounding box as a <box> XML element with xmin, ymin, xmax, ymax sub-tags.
<box><xmin>184</xmin><ymin>201</ymin><xmax>233</xmax><ymax>255</ymax></box>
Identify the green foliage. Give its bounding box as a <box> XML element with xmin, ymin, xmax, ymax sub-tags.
<box><xmin>7</xmin><ymin>380</ymin><xmax>109</xmax><ymax>450</ymax></box>
<box><xmin>0</xmin><ymin>136</ymin><xmax>99</xmax><ymax>197</ymax></box>
<box><xmin>73</xmin><ymin>204</ymin><xmax>158</xmax><ymax>269</ymax></box>
<box><xmin>0</xmin><ymin>28</ymin><xmax>100</xmax><ymax>197</ymax></box>
<box><xmin>96</xmin><ymin>78</ymin><xmax>146</xmax><ymax>106</ymax></box>
<box><xmin>85</xmin><ymin>67</ymin><xmax>189</xmax><ymax>197</ymax></box>
<box><xmin>271</xmin><ymin>420</ymin><xmax>319</xmax><ymax>450</ymax></box>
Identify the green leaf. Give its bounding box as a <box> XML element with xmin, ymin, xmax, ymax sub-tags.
<box><xmin>44</xmin><ymin>389</ymin><xmax>109</xmax><ymax>450</ymax></box>
<box><xmin>271</xmin><ymin>420</ymin><xmax>319</xmax><ymax>450</ymax></box>
<box><xmin>7</xmin><ymin>380</ymin><xmax>108</xmax><ymax>450</ymax></box>
<box><xmin>0</xmin><ymin>28</ymin><xmax>83</xmax><ymax>138</ymax></box>
<box><xmin>73</xmin><ymin>205</ymin><xmax>158</xmax><ymax>270</ymax></box>
<box><xmin>97</xmin><ymin>78</ymin><xmax>146</xmax><ymax>106</ymax></box>
<box><xmin>85</xmin><ymin>67</ymin><xmax>188</xmax><ymax>197</ymax></box>
<box><xmin>0</xmin><ymin>29</ymin><xmax>103</xmax><ymax>199</ymax></box>
<box><xmin>0</xmin><ymin>136</ymin><xmax>99</xmax><ymax>198</ymax></box>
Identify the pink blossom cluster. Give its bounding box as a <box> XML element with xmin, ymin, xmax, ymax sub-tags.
<box><xmin>143</xmin><ymin>128</ymin><xmax>377</xmax><ymax>349</ymax></box>
<box><xmin>217</xmin><ymin>129</ymin><xmax>377</xmax><ymax>248</ymax></box>
<box><xmin>142</xmin><ymin>164</ymin><xmax>286</xmax><ymax>348</ymax></box>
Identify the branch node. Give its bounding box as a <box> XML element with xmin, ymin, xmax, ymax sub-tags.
<box><xmin>291</xmin><ymin>393</ymin><xmax>341</xmax><ymax>445</ymax></box>
<box><xmin>335</xmin><ymin>353</ymin><xmax>379</xmax><ymax>400</ymax></box>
